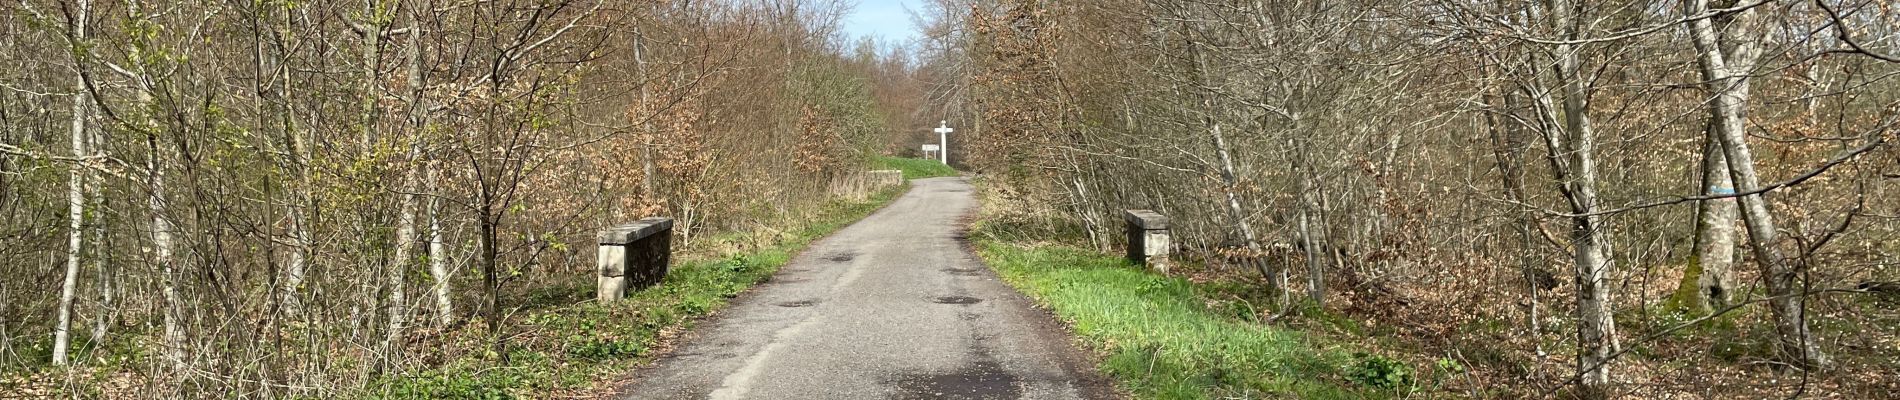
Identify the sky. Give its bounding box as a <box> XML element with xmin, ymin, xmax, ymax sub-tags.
<box><xmin>838</xmin><ymin>0</ymin><xmax>927</xmax><ymax>45</ymax></box>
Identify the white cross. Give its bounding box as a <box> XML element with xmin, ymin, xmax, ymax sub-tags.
<box><xmin>933</xmin><ymin>121</ymin><xmax>954</xmax><ymax>164</ymax></box>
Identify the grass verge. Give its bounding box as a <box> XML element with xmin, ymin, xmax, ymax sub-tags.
<box><xmin>972</xmin><ymin>239</ymin><xmax>1383</xmax><ymax>399</ymax></box>
<box><xmin>365</xmin><ymin>185</ymin><xmax>907</xmax><ymax>399</ymax></box>
<box><xmin>874</xmin><ymin>156</ymin><xmax>958</xmax><ymax>179</ymax></box>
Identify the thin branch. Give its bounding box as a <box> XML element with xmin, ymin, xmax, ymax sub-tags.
<box><xmin>1500</xmin><ymin>132</ymin><xmax>1888</xmax><ymax>218</ymax></box>
<box><xmin>1816</xmin><ymin>0</ymin><xmax>1900</xmax><ymax>63</ymax></box>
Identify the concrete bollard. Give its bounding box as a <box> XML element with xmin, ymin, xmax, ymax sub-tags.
<box><xmin>1123</xmin><ymin>210</ymin><xmax>1170</xmax><ymax>273</ymax></box>
<box><xmin>597</xmin><ymin>217</ymin><xmax>673</xmax><ymax>303</ymax></box>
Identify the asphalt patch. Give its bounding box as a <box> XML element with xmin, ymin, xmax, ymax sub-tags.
<box><xmin>941</xmin><ymin>268</ymin><xmax>982</xmax><ymax>276</ymax></box>
<box><xmin>932</xmin><ymin>296</ymin><xmax>982</xmax><ymax>305</ymax></box>
<box><xmin>774</xmin><ymin>299</ymin><xmax>819</xmax><ymax>308</ymax></box>
<box><xmin>824</xmin><ymin>251</ymin><xmax>858</xmax><ymax>262</ymax></box>
<box><xmin>888</xmin><ymin>357</ymin><xmax>1021</xmax><ymax>400</ymax></box>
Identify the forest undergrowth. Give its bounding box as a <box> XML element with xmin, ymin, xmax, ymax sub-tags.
<box><xmin>969</xmin><ymin>178</ymin><xmax>1898</xmax><ymax>399</ymax></box>
<box><xmin>4</xmin><ymin>185</ymin><xmax>907</xmax><ymax>399</ymax></box>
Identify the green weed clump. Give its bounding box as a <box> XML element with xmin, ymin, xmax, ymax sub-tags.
<box><xmin>973</xmin><ymin>238</ymin><xmax>1383</xmax><ymax>400</ymax></box>
<box><xmin>874</xmin><ymin>156</ymin><xmax>958</xmax><ymax>179</ymax></box>
<box><xmin>1343</xmin><ymin>352</ymin><xmax>1413</xmax><ymax>390</ymax></box>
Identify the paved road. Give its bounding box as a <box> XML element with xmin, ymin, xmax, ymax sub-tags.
<box><xmin>616</xmin><ymin>177</ymin><xmax>1116</xmax><ymax>400</ymax></box>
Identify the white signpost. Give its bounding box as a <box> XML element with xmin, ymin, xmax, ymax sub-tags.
<box><xmin>933</xmin><ymin>121</ymin><xmax>954</xmax><ymax>165</ymax></box>
<box><xmin>921</xmin><ymin>144</ymin><xmax>940</xmax><ymax>160</ymax></box>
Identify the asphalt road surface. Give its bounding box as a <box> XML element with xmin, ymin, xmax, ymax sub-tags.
<box><xmin>615</xmin><ymin>177</ymin><xmax>1116</xmax><ymax>399</ymax></box>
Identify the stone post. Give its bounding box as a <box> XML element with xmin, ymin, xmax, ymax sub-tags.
<box><xmin>597</xmin><ymin>217</ymin><xmax>673</xmax><ymax>303</ymax></box>
<box><xmin>1124</xmin><ymin>210</ymin><xmax>1170</xmax><ymax>273</ymax></box>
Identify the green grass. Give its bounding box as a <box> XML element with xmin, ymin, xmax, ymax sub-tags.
<box><xmin>364</xmin><ymin>185</ymin><xmax>907</xmax><ymax>399</ymax></box>
<box><xmin>874</xmin><ymin>156</ymin><xmax>958</xmax><ymax>179</ymax></box>
<box><xmin>973</xmin><ymin>238</ymin><xmax>1385</xmax><ymax>399</ymax></box>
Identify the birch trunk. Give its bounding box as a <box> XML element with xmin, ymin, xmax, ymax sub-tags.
<box><xmin>1295</xmin><ymin>159</ymin><xmax>1325</xmax><ymax>307</ymax></box>
<box><xmin>119</xmin><ymin>0</ymin><xmax>186</xmax><ymax>372</ymax></box>
<box><xmin>388</xmin><ymin>201</ymin><xmax>414</xmax><ymax>355</ymax></box>
<box><xmin>633</xmin><ymin>24</ymin><xmax>656</xmax><ymax>200</ymax></box>
<box><xmin>1297</xmin><ymin>207</ymin><xmax>1324</xmax><ymax>305</ymax></box>
<box><xmin>428</xmin><ymin>166</ymin><xmax>453</xmax><ymax>327</ymax></box>
<box><xmin>1211</xmin><ymin>120</ymin><xmax>1268</xmax><ymax>280</ymax></box>
<box><xmin>387</xmin><ymin>10</ymin><xmax>430</xmax><ymax>356</ymax></box>
<box><xmin>1684</xmin><ymin>0</ymin><xmax>1830</xmax><ymax>369</ymax></box>
<box><xmin>152</xmin><ymin>125</ymin><xmax>186</xmax><ymax>373</ymax></box>
<box><xmin>53</xmin><ymin>0</ymin><xmax>92</xmax><ymax>364</ymax></box>
<box><xmin>1063</xmin><ymin>151</ymin><xmax>1106</xmax><ymax>252</ymax></box>
<box><xmin>279</xmin><ymin>2</ymin><xmax>310</xmax><ymax>313</ymax></box>
<box><xmin>1183</xmin><ymin>26</ymin><xmax>1269</xmax><ymax>290</ymax></box>
<box><xmin>285</xmin><ymin>206</ymin><xmax>309</xmax><ymax>311</ymax></box>
<box><xmin>87</xmin><ymin>189</ymin><xmax>110</xmax><ymax>345</ymax></box>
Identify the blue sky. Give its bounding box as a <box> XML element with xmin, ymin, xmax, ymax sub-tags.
<box><xmin>838</xmin><ymin>0</ymin><xmax>927</xmax><ymax>45</ymax></box>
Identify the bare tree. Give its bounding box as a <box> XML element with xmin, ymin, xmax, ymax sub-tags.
<box><xmin>1685</xmin><ymin>0</ymin><xmax>1829</xmax><ymax>369</ymax></box>
<box><xmin>50</xmin><ymin>0</ymin><xmax>92</xmax><ymax>366</ymax></box>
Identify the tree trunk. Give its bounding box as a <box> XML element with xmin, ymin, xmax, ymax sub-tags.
<box><xmin>1687</xmin><ymin>133</ymin><xmax>1738</xmax><ymax>314</ymax></box>
<box><xmin>1684</xmin><ymin>0</ymin><xmax>1830</xmax><ymax>369</ymax></box>
<box><xmin>123</xmin><ymin>0</ymin><xmax>187</xmax><ymax>371</ymax></box>
<box><xmin>152</xmin><ymin>131</ymin><xmax>186</xmax><ymax>374</ymax></box>
<box><xmin>1543</xmin><ymin>0</ymin><xmax>1620</xmax><ymax>389</ymax></box>
<box><xmin>428</xmin><ymin>165</ymin><xmax>454</xmax><ymax>327</ymax></box>
<box><xmin>633</xmin><ymin>24</ymin><xmax>656</xmax><ymax>200</ymax></box>
<box><xmin>1485</xmin><ymin>71</ymin><xmax>1546</xmax><ymax>357</ymax></box>
<box><xmin>1063</xmin><ymin>152</ymin><xmax>1107</xmax><ymax>252</ymax></box>
<box><xmin>87</xmin><ymin>65</ymin><xmax>111</xmax><ymax>344</ymax></box>
<box><xmin>384</xmin><ymin>7</ymin><xmax>430</xmax><ymax>365</ymax></box>
<box><xmin>350</xmin><ymin>1</ymin><xmax>389</xmax><ymax>349</ymax></box>
<box><xmin>53</xmin><ymin>0</ymin><xmax>92</xmax><ymax>364</ymax></box>
<box><xmin>278</xmin><ymin>0</ymin><xmax>310</xmax><ymax>312</ymax></box>
<box><xmin>481</xmin><ymin>206</ymin><xmax>505</xmax><ymax>364</ymax></box>
<box><xmin>285</xmin><ymin>206</ymin><xmax>309</xmax><ymax>311</ymax></box>
<box><xmin>88</xmin><ymin>190</ymin><xmax>110</xmax><ymax>345</ymax></box>
<box><xmin>1211</xmin><ymin>116</ymin><xmax>1273</xmax><ymax>288</ymax></box>
<box><xmin>1295</xmin><ymin>159</ymin><xmax>1326</xmax><ymax>307</ymax></box>
<box><xmin>1298</xmin><ymin>207</ymin><xmax>1324</xmax><ymax>306</ymax></box>
<box><xmin>388</xmin><ymin>195</ymin><xmax>414</xmax><ymax>359</ymax></box>
<box><xmin>1182</xmin><ymin>25</ymin><xmax>1270</xmax><ymax>292</ymax></box>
